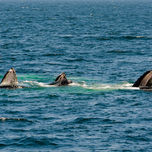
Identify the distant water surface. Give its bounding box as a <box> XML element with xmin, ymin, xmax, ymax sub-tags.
<box><xmin>0</xmin><ymin>0</ymin><xmax>152</xmax><ymax>151</ymax></box>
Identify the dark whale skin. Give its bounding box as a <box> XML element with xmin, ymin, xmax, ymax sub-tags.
<box><xmin>49</xmin><ymin>72</ymin><xmax>72</xmax><ymax>86</ymax></box>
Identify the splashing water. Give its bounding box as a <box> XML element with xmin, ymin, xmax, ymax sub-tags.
<box><xmin>23</xmin><ymin>80</ymin><xmax>52</xmax><ymax>88</ymax></box>
<box><xmin>70</xmin><ymin>82</ymin><xmax>139</xmax><ymax>91</ymax></box>
<box><xmin>22</xmin><ymin>80</ymin><xmax>139</xmax><ymax>91</ymax></box>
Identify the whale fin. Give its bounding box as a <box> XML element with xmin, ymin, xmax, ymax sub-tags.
<box><xmin>0</xmin><ymin>68</ymin><xmax>18</xmax><ymax>87</ymax></box>
<box><xmin>133</xmin><ymin>70</ymin><xmax>152</xmax><ymax>87</ymax></box>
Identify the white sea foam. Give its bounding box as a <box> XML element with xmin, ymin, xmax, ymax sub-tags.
<box><xmin>23</xmin><ymin>80</ymin><xmax>53</xmax><ymax>87</ymax></box>
<box><xmin>22</xmin><ymin>80</ymin><xmax>139</xmax><ymax>91</ymax></box>
<box><xmin>0</xmin><ymin>117</ymin><xmax>26</xmax><ymax>121</ymax></box>
<box><xmin>136</xmin><ymin>36</ymin><xmax>144</xmax><ymax>38</ymax></box>
<box><xmin>70</xmin><ymin>82</ymin><xmax>139</xmax><ymax>91</ymax></box>
<box><xmin>69</xmin><ymin>81</ymin><xmax>87</xmax><ymax>87</ymax></box>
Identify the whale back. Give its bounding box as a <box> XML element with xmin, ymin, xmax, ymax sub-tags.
<box><xmin>0</xmin><ymin>68</ymin><xmax>18</xmax><ymax>87</ymax></box>
<box><xmin>133</xmin><ymin>70</ymin><xmax>152</xmax><ymax>87</ymax></box>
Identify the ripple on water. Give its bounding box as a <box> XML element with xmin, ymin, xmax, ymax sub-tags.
<box><xmin>0</xmin><ymin>117</ymin><xmax>33</xmax><ymax>123</ymax></box>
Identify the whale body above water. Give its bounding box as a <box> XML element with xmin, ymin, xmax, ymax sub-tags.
<box><xmin>0</xmin><ymin>68</ymin><xmax>19</xmax><ymax>89</ymax></box>
<box><xmin>49</xmin><ymin>72</ymin><xmax>72</xmax><ymax>86</ymax></box>
<box><xmin>133</xmin><ymin>70</ymin><xmax>152</xmax><ymax>90</ymax></box>
<box><xmin>0</xmin><ymin>68</ymin><xmax>72</xmax><ymax>89</ymax></box>
<box><xmin>2</xmin><ymin>68</ymin><xmax>152</xmax><ymax>90</ymax></box>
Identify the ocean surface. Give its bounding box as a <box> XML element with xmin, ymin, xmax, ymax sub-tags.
<box><xmin>0</xmin><ymin>0</ymin><xmax>152</xmax><ymax>151</ymax></box>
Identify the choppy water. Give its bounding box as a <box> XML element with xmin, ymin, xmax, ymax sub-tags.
<box><xmin>0</xmin><ymin>0</ymin><xmax>152</xmax><ymax>151</ymax></box>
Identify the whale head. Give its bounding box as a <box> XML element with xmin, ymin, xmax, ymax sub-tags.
<box><xmin>133</xmin><ymin>70</ymin><xmax>152</xmax><ymax>88</ymax></box>
<box><xmin>0</xmin><ymin>68</ymin><xmax>18</xmax><ymax>88</ymax></box>
<box><xmin>50</xmin><ymin>72</ymin><xmax>72</xmax><ymax>86</ymax></box>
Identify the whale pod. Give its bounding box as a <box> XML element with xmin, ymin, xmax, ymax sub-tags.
<box><xmin>133</xmin><ymin>70</ymin><xmax>152</xmax><ymax>89</ymax></box>
<box><xmin>49</xmin><ymin>72</ymin><xmax>72</xmax><ymax>86</ymax></box>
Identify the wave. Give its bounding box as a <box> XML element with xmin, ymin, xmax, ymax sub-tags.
<box><xmin>73</xmin><ymin>117</ymin><xmax>122</xmax><ymax>124</ymax></box>
<box><xmin>99</xmin><ymin>35</ymin><xmax>151</xmax><ymax>41</ymax></box>
<box><xmin>0</xmin><ymin>117</ymin><xmax>32</xmax><ymax>122</ymax></box>
<box><xmin>82</xmin><ymin>35</ymin><xmax>152</xmax><ymax>41</ymax></box>
<box><xmin>53</xmin><ymin>34</ymin><xmax>152</xmax><ymax>41</ymax></box>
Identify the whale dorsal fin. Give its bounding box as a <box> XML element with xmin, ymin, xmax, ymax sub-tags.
<box><xmin>0</xmin><ymin>68</ymin><xmax>18</xmax><ymax>87</ymax></box>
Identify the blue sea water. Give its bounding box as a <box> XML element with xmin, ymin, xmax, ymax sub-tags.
<box><xmin>0</xmin><ymin>0</ymin><xmax>152</xmax><ymax>151</ymax></box>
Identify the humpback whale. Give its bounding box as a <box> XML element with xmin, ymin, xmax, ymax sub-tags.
<box><xmin>0</xmin><ymin>68</ymin><xmax>20</xmax><ymax>89</ymax></box>
<box><xmin>49</xmin><ymin>72</ymin><xmax>72</xmax><ymax>86</ymax></box>
<box><xmin>133</xmin><ymin>70</ymin><xmax>152</xmax><ymax>89</ymax></box>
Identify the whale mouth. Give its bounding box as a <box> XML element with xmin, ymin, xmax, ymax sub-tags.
<box><xmin>133</xmin><ymin>71</ymin><xmax>152</xmax><ymax>88</ymax></box>
<box><xmin>0</xmin><ymin>68</ymin><xmax>18</xmax><ymax>88</ymax></box>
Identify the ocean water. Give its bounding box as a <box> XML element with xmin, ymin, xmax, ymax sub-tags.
<box><xmin>0</xmin><ymin>0</ymin><xmax>152</xmax><ymax>151</ymax></box>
